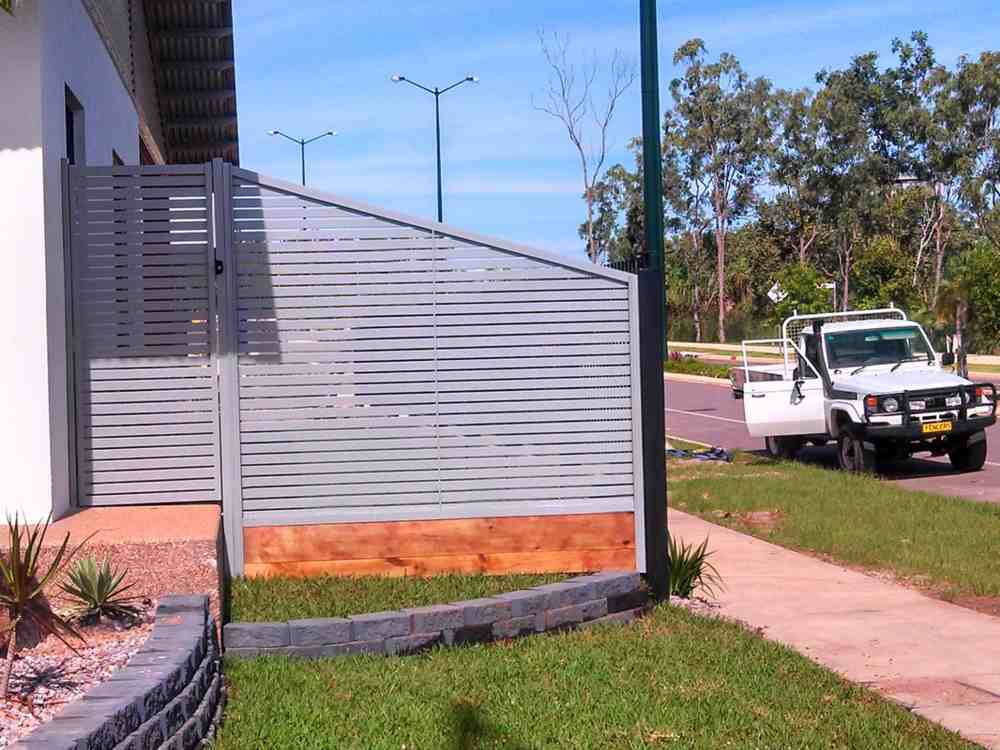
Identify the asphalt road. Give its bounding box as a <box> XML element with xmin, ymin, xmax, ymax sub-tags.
<box><xmin>664</xmin><ymin>376</ymin><xmax>1000</xmax><ymax>505</ymax></box>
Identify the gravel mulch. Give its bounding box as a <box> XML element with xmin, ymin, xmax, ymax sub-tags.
<box><xmin>1</xmin><ymin>539</ymin><xmax>220</xmax><ymax>747</ymax></box>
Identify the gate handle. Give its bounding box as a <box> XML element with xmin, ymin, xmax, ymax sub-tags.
<box><xmin>215</xmin><ymin>260</ymin><xmax>224</xmax><ymax>275</ymax></box>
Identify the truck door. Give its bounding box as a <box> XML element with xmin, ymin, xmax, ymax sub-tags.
<box><xmin>743</xmin><ymin>338</ymin><xmax>827</xmax><ymax>438</ymax></box>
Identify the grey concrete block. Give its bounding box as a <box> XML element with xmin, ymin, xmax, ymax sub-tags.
<box><xmin>224</xmin><ymin>646</ymin><xmax>286</xmax><ymax>659</ymax></box>
<box><xmin>532</xmin><ymin>580</ymin><xmax>597</xmax><ymax>610</ymax></box>
<box><xmin>579</xmin><ymin>607</ymin><xmax>642</xmax><ymax>629</ymax></box>
<box><xmin>157</xmin><ymin>594</ymin><xmax>209</xmax><ymax>615</ymax></box>
<box><xmin>492</xmin><ymin>615</ymin><xmax>538</xmax><ymax>640</ymax></box>
<box><xmin>224</xmin><ymin>621</ymin><xmax>290</xmax><ymax>649</ymax></box>
<box><xmin>495</xmin><ymin>589</ymin><xmax>548</xmax><ymax>618</ymax></box>
<box><xmin>289</xmin><ymin>617</ymin><xmax>352</xmax><ymax>647</ymax></box>
<box><xmin>443</xmin><ymin>624</ymin><xmax>493</xmax><ymax>647</ymax></box>
<box><xmin>579</xmin><ymin>598</ymin><xmax>609</xmax><ymax>621</ymax></box>
<box><xmin>545</xmin><ymin>604</ymin><xmax>585</xmax><ymax>630</ymax></box>
<box><xmin>607</xmin><ymin>589</ymin><xmax>648</xmax><ymax>614</ymax></box>
<box><xmin>386</xmin><ymin>632</ymin><xmax>443</xmax><ymax>655</ymax></box>
<box><xmin>460</xmin><ymin>597</ymin><xmax>512</xmax><ymax>626</ymax></box>
<box><xmin>349</xmin><ymin>611</ymin><xmax>410</xmax><ymax>641</ymax></box>
<box><xmin>588</xmin><ymin>571</ymin><xmax>642</xmax><ymax>599</ymax></box>
<box><xmin>405</xmin><ymin>604</ymin><xmax>464</xmax><ymax>632</ymax></box>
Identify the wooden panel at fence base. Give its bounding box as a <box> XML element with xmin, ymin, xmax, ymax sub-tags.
<box><xmin>243</xmin><ymin>512</ymin><xmax>636</xmax><ymax>578</ymax></box>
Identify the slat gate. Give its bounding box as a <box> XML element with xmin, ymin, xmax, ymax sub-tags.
<box><xmin>66</xmin><ymin>162</ymin><xmax>643</xmax><ymax>573</ymax></box>
<box><xmin>68</xmin><ymin>165</ymin><xmax>222</xmax><ymax>506</ymax></box>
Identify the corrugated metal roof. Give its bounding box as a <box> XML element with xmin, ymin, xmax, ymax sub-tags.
<box><xmin>144</xmin><ymin>0</ymin><xmax>239</xmax><ymax>165</ymax></box>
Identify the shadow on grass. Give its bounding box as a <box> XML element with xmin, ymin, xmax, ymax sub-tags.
<box><xmin>451</xmin><ymin>699</ymin><xmax>530</xmax><ymax>750</ymax></box>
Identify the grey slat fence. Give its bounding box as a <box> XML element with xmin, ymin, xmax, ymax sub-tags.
<box><xmin>67</xmin><ymin>161</ymin><xmax>644</xmax><ymax>575</ymax></box>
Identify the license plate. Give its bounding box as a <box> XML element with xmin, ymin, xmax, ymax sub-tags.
<box><xmin>922</xmin><ymin>421</ymin><xmax>953</xmax><ymax>435</ymax></box>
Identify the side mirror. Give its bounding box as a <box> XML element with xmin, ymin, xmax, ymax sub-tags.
<box><xmin>941</xmin><ymin>352</ymin><xmax>955</xmax><ymax>367</ymax></box>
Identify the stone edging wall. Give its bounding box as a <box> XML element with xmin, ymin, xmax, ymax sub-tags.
<box><xmin>224</xmin><ymin>572</ymin><xmax>647</xmax><ymax>659</ymax></box>
<box><xmin>13</xmin><ymin>595</ymin><xmax>223</xmax><ymax>750</ymax></box>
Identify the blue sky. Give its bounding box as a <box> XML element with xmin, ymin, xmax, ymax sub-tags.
<box><xmin>233</xmin><ymin>1</ymin><xmax>999</xmax><ymax>261</ymax></box>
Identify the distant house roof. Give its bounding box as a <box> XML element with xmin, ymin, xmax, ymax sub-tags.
<box><xmin>145</xmin><ymin>0</ymin><xmax>239</xmax><ymax>165</ymax></box>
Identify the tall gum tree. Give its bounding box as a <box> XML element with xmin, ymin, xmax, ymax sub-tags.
<box><xmin>667</xmin><ymin>40</ymin><xmax>772</xmax><ymax>342</ymax></box>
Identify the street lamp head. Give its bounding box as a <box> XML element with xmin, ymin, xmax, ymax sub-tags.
<box><xmin>327</xmin><ymin>131</ymin><xmax>337</xmax><ymax>137</ymax></box>
<box><xmin>391</xmin><ymin>74</ymin><xmax>404</xmax><ymax>82</ymax></box>
<box><xmin>467</xmin><ymin>75</ymin><xmax>480</xmax><ymax>83</ymax></box>
<box><xmin>267</xmin><ymin>130</ymin><xmax>279</xmax><ymax>135</ymax></box>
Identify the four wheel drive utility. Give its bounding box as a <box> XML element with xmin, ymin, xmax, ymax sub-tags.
<box><xmin>730</xmin><ymin>308</ymin><xmax>997</xmax><ymax>473</ymax></box>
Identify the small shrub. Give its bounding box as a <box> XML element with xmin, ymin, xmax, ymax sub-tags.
<box><xmin>664</xmin><ymin>357</ymin><xmax>731</xmax><ymax>379</ymax></box>
<box><xmin>59</xmin><ymin>557</ymin><xmax>141</xmax><ymax>624</ymax></box>
<box><xmin>1</xmin><ymin>513</ymin><xmax>88</xmax><ymax>699</ymax></box>
<box><xmin>668</xmin><ymin>534</ymin><xmax>724</xmax><ymax>599</ymax></box>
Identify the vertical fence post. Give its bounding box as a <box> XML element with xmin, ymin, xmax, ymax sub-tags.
<box><xmin>213</xmin><ymin>158</ymin><xmax>245</xmax><ymax>577</ymax></box>
<box><xmin>640</xmin><ymin>0</ymin><xmax>669</xmax><ymax>599</ymax></box>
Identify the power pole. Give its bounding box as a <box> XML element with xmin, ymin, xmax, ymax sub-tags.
<box><xmin>639</xmin><ymin>0</ymin><xmax>669</xmax><ymax>600</ymax></box>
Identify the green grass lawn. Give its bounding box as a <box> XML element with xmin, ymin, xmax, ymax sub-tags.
<box><xmin>215</xmin><ymin>603</ymin><xmax>971</xmax><ymax>750</ymax></box>
<box><xmin>669</xmin><ymin>454</ymin><xmax>1000</xmax><ymax>597</ymax></box>
<box><xmin>230</xmin><ymin>573</ymin><xmax>567</xmax><ymax>622</ymax></box>
<box><xmin>664</xmin><ymin>358</ymin><xmax>731</xmax><ymax>379</ymax></box>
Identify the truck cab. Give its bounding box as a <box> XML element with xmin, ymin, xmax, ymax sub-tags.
<box><xmin>731</xmin><ymin>309</ymin><xmax>997</xmax><ymax>472</ymax></box>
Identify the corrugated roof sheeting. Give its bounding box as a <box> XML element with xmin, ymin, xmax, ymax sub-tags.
<box><xmin>144</xmin><ymin>0</ymin><xmax>239</xmax><ymax>165</ymax></box>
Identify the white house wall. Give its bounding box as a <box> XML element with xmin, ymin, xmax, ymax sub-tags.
<box><xmin>0</xmin><ymin>0</ymin><xmax>140</xmax><ymax>522</ymax></box>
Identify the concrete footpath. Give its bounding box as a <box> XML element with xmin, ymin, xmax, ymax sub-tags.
<box><xmin>669</xmin><ymin>509</ymin><xmax>1000</xmax><ymax>748</ymax></box>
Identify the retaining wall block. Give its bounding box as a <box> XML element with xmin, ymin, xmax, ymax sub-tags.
<box><xmin>349</xmin><ymin>611</ymin><xmax>410</xmax><ymax>641</ymax></box>
<box><xmin>589</xmin><ymin>572</ymin><xmax>642</xmax><ymax>599</ymax></box>
<box><xmin>289</xmin><ymin>618</ymin><xmax>352</xmax><ymax>647</ymax></box>
<box><xmin>545</xmin><ymin>604</ymin><xmax>586</xmax><ymax>630</ymax></box>
<box><xmin>607</xmin><ymin>589</ymin><xmax>649</xmax><ymax>614</ymax></box>
<box><xmin>531</xmin><ymin>580</ymin><xmax>598</xmax><ymax>610</ymax></box>
<box><xmin>223</xmin><ymin>622</ymin><xmax>290</xmax><ymax>649</ymax></box>
<box><xmin>579</xmin><ymin>598</ymin><xmax>609</xmax><ymax>621</ymax></box>
<box><xmin>385</xmin><ymin>632</ymin><xmax>444</xmax><ymax>656</ymax></box>
<box><xmin>405</xmin><ymin>604</ymin><xmax>464</xmax><ymax>632</ymax></box>
<box><xmin>443</xmin><ymin>624</ymin><xmax>493</xmax><ymax>647</ymax></box>
<box><xmin>493</xmin><ymin>589</ymin><xmax>548</xmax><ymax>618</ymax></box>
<box><xmin>492</xmin><ymin>615</ymin><xmax>540</xmax><ymax>640</ymax></box>
<box><xmin>460</xmin><ymin>597</ymin><xmax>513</xmax><ymax>627</ymax></box>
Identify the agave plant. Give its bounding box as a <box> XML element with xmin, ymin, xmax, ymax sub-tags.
<box><xmin>667</xmin><ymin>533</ymin><xmax>724</xmax><ymax>599</ymax></box>
<box><xmin>1</xmin><ymin>513</ymin><xmax>90</xmax><ymax>700</ymax></box>
<box><xmin>59</xmin><ymin>557</ymin><xmax>141</xmax><ymax>624</ymax></box>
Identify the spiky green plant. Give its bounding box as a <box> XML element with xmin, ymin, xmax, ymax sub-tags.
<box><xmin>667</xmin><ymin>533</ymin><xmax>724</xmax><ymax>599</ymax></box>
<box><xmin>1</xmin><ymin>513</ymin><xmax>90</xmax><ymax>699</ymax></box>
<box><xmin>59</xmin><ymin>557</ymin><xmax>141</xmax><ymax>624</ymax></box>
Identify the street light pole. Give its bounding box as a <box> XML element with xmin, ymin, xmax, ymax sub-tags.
<box><xmin>392</xmin><ymin>74</ymin><xmax>479</xmax><ymax>223</ymax></box>
<box><xmin>267</xmin><ymin>129</ymin><xmax>337</xmax><ymax>186</ymax></box>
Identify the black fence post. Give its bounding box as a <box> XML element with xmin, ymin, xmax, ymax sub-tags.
<box><xmin>638</xmin><ymin>270</ymin><xmax>668</xmax><ymax>599</ymax></box>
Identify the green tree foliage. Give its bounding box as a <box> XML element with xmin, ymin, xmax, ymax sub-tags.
<box><xmin>584</xmin><ymin>31</ymin><xmax>1000</xmax><ymax>351</ymax></box>
<box><xmin>770</xmin><ymin>264</ymin><xmax>831</xmax><ymax>325</ymax></box>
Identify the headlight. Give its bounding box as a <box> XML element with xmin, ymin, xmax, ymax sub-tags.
<box><xmin>909</xmin><ymin>399</ymin><xmax>926</xmax><ymax>412</ymax></box>
<box><xmin>882</xmin><ymin>397</ymin><xmax>900</xmax><ymax>413</ymax></box>
<box><xmin>946</xmin><ymin>395</ymin><xmax>963</xmax><ymax>408</ymax></box>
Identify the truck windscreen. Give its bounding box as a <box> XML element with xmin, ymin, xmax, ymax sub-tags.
<box><xmin>824</xmin><ymin>327</ymin><xmax>933</xmax><ymax>370</ymax></box>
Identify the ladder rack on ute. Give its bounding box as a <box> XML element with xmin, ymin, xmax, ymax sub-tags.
<box><xmin>782</xmin><ymin>307</ymin><xmax>907</xmax><ymax>343</ymax></box>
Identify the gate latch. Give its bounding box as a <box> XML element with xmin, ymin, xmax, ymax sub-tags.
<box><xmin>215</xmin><ymin>259</ymin><xmax>224</xmax><ymax>275</ymax></box>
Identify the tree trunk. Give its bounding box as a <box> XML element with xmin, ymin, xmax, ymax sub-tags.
<box><xmin>1</xmin><ymin>620</ymin><xmax>17</xmax><ymax>700</ymax></box>
<box><xmin>957</xmin><ymin>302</ymin><xmax>969</xmax><ymax>379</ymax></box>
<box><xmin>693</xmin><ymin>284</ymin><xmax>702</xmax><ymax>343</ymax></box>
<box><xmin>715</xmin><ymin>227</ymin><xmax>726</xmax><ymax>343</ymax></box>
<box><xmin>585</xmin><ymin>191</ymin><xmax>596</xmax><ymax>264</ymax></box>
<box><xmin>932</xmin><ymin>217</ymin><xmax>947</xmax><ymax>309</ymax></box>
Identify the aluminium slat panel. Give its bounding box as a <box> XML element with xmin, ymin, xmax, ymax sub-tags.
<box><xmin>69</xmin><ymin>165</ymin><xmax>222</xmax><ymax>507</ymax></box>
<box><xmin>231</xmin><ymin>175</ymin><xmax>639</xmax><ymax>529</ymax></box>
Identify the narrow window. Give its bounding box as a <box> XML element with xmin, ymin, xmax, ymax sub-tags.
<box><xmin>65</xmin><ymin>86</ymin><xmax>85</xmax><ymax>165</ymax></box>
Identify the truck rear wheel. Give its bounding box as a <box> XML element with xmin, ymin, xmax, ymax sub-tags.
<box><xmin>837</xmin><ymin>432</ymin><xmax>877</xmax><ymax>474</ymax></box>
<box><xmin>765</xmin><ymin>436</ymin><xmax>803</xmax><ymax>460</ymax></box>
<box><xmin>949</xmin><ymin>431</ymin><xmax>988</xmax><ymax>472</ymax></box>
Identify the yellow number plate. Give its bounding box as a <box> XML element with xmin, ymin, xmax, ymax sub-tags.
<box><xmin>922</xmin><ymin>421</ymin><xmax>953</xmax><ymax>435</ymax></box>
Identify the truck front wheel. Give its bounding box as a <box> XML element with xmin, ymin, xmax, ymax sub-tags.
<box><xmin>949</xmin><ymin>431</ymin><xmax>988</xmax><ymax>472</ymax></box>
<box><xmin>765</xmin><ymin>436</ymin><xmax>803</xmax><ymax>459</ymax></box>
<box><xmin>837</xmin><ymin>432</ymin><xmax>877</xmax><ymax>473</ymax></box>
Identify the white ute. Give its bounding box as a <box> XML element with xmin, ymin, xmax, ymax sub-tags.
<box><xmin>731</xmin><ymin>309</ymin><xmax>997</xmax><ymax>472</ymax></box>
